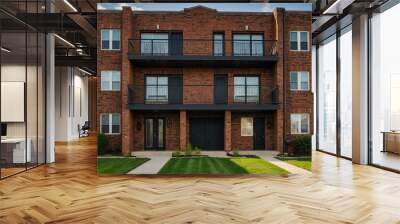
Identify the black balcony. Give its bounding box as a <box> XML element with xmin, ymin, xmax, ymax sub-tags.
<box><xmin>128</xmin><ymin>38</ymin><xmax>278</xmax><ymax>67</ymax></box>
<box><xmin>127</xmin><ymin>84</ymin><xmax>279</xmax><ymax>111</ymax></box>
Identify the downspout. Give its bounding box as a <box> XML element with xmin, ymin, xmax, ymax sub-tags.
<box><xmin>282</xmin><ymin>9</ymin><xmax>287</xmax><ymax>154</ymax></box>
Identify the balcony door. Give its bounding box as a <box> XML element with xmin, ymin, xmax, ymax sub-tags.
<box><xmin>145</xmin><ymin>118</ymin><xmax>165</xmax><ymax>150</ymax></box>
<box><xmin>214</xmin><ymin>75</ymin><xmax>227</xmax><ymax>104</ymax></box>
<box><xmin>169</xmin><ymin>32</ymin><xmax>183</xmax><ymax>56</ymax></box>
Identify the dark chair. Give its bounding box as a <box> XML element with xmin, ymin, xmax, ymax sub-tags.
<box><xmin>79</xmin><ymin>121</ymin><xmax>90</xmax><ymax>138</ymax></box>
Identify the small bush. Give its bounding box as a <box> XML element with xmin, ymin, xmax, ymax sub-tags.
<box><xmin>193</xmin><ymin>147</ymin><xmax>202</xmax><ymax>156</ymax></box>
<box><xmin>97</xmin><ymin>133</ymin><xmax>108</xmax><ymax>156</ymax></box>
<box><xmin>185</xmin><ymin>143</ymin><xmax>193</xmax><ymax>156</ymax></box>
<box><xmin>290</xmin><ymin>135</ymin><xmax>311</xmax><ymax>156</ymax></box>
<box><xmin>172</xmin><ymin>150</ymin><xmax>182</xmax><ymax>157</ymax></box>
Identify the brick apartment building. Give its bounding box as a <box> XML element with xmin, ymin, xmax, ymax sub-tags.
<box><xmin>97</xmin><ymin>6</ymin><xmax>313</xmax><ymax>155</ymax></box>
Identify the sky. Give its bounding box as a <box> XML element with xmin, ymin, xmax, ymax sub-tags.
<box><xmin>97</xmin><ymin>3</ymin><xmax>312</xmax><ymax>12</ymax></box>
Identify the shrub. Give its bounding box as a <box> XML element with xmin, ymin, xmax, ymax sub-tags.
<box><xmin>290</xmin><ymin>135</ymin><xmax>311</xmax><ymax>156</ymax></box>
<box><xmin>97</xmin><ymin>133</ymin><xmax>108</xmax><ymax>156</ymax></box>
<box><xmin>193</xmin><ymin>147</ymin><xmax>202</xmax><ymax>156</ymax></box>
<box><xmin>185</xmin><ymin>143</ymin><xmax>193</xmax><ymax>156</ymax></box>
<box><xmin>172</xmin><ymin>150</ymin><xmax>182</xmax><ymax>157</ymax></box>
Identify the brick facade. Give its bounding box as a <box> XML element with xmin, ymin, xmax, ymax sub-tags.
<box><xmin>97</xmin><ymin>6</ymin><xmax>312</xmax><ymax>154</ymax></box>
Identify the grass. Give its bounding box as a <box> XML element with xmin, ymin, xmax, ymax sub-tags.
<box><xmin>97</xmin><ymin>157</ymin><xmax>150</xmax><ymax>174</ymax></box>
<box><xmin>231</xmin><ymin>158</ymin><xmax>290</xmax><ymax>175</ymax></box>
<box><xmin>158</xmin><ymin>157</ymin><xmax>289</xmax><ymax>175</ymax></box>
<box><xmin>276</xmin><ymin>157</ymin><xmax>312</xmax><ymax>171</ymax></box>
<box><xmin>158</xmin><ymin>157</ymin><xmax>248</xmax><ymax>174</ymax></box>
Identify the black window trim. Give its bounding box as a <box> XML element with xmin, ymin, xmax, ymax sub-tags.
<box><xmin>233</xmin><ymin>75</ymin><xmax>260</xmax><ymax>104</ymax></box>
<box><xmin>232</xmin><ymin>32</ymin><xmax>265</xmax><ymax>56</ymax></box>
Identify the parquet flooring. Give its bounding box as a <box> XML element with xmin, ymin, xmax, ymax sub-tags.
<box><xmin>1</xmin><ymin>136</ymin><xmax>400</xmax><ymax>223</ymax></box>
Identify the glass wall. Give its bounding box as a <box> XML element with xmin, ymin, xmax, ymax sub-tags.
<box><xmin>370</xmin><ymin>4</ymin><xmax>400</xmax><ymax>171</ymax></box>
<box><xmin>0</xmin><ymin>1</ymin><xmax>47</xmax><ymax>179</ymax></box>
<box><xmin>317</xmin><ymin>35</ymin><xmax>337</xmax><ymax>154</ymax></box>
<box><xmin>339</xmin><ymin>26</ymin><xmax>352</xmax><ymax>158</ymax></box>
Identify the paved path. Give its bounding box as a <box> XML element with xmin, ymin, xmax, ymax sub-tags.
<box><xmin>127</xmin><ymin>151</ymin><xmax>171</xmax><ymax>174</ymax></box>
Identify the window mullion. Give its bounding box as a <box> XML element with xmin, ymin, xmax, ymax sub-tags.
<box><xmin>298</xmin><ymin>32</ymin><xmax>301</xmax><ymax>51</ymax></box>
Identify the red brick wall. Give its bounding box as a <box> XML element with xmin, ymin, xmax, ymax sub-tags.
<box><xmin>285</xmin><ymin>12</ymin><xmax>314</xmax><ymax>137</ymax></box>
<box><xmin>97</xmin><ymin>11</ymin><xmax>123</xmax><ymax>153</ymax></box>
<box><xmin>231</xmin><ymin>112</ymin><xmax>274</xmax><ymax>150</ymax></box>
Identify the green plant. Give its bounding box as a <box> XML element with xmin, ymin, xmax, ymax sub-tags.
<box><xmin>232</xmin><ymin>148</ymin><xmax>240</xmax><ymax>156</ymax></box>
<box><xmin>172</xmin><ymin>150</ymin><xmax>182</xmax><ymax>157</ymax></box>
<box><xmin>185</xmin><ymin>143</ymin><xmax>193</xmax><ymax>156</ymax></box>
<box><xmin>97</xmin><ymin>133</ymin><xmax>108</xmax><ymax>156</ymax></box>
<box><xmin>290</xmin><ymin>135</ymin><xmax>311</xmax><ymax>156</ymax></box>
<box><xmin>193</xmin><ymin>147</ymin><xmax>202</xmax><ymax>156</ymax></box>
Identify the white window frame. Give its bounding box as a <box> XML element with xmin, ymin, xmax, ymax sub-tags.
<box><xmin>100</xmin><ymin>113</ymin><xmax>121</xmax><ymax>135</ymax></box>
<box><xmin>290</xmin><ymin>71</ymin><xmax>310</xmax><ymax>91</ymax></box>
<box><xmin>101</xmin><ymin>29</ymin><xmax>120</xmax><ymax>50</ymax></box>
<box><xmin>290</xmin><ymin>31</ymin><xmax>309</xmax><ymax>52</ymax></box>
<box><xmin>290</xmin><ymin>113</ymin><xmax>310</xmax><ymax>134</ymax></box>
<box><xmin>101</xmin><ymin>71</ymin><xmax>120</xmax><ymax>91</ymax></box>
<box><xmin>241</xmin><ymin>117</ymin><xmax>253</xmax><ymax>136</ymax></box>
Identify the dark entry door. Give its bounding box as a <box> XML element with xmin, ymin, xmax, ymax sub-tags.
<box><xmin>169</xmin><ymin>32</ymin><xmax>183</xmax><ymax>56</ymax></box>
<box><xmin>168</xmin><ymin>76</ymin><xmax>183</xmax><ymax>104</ymax></box>
<box><xmin>253</xmin><ymin>117</ymin><xmax>265</xmax><ymax>150</ymax></box>
<box><xmin>145</xmin><ymin>118</ymin><xmax>165</xmax><ymax>150</ymax></box>
<box><xmin>214</xmin><ymin>75</ymin><xmax>228</xmax><ymax>104</ymax></box>
<box><xmin>189</xmin><ymin>118</ymin><xmax>224</xmax><ymax>150</ymax></box>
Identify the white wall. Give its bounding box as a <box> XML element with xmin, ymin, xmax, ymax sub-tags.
<box><xmin>55</xmin><ymin>67</ymin><xmax>89</xmax><ymax>141</ymax></box>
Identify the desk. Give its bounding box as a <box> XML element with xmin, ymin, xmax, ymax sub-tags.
<box><xmin>382</xmin><ymin>132</ymin><xmax>400</xmax><ymax>154</ymax></box>
<box><xmin>1</xmin><ymin>138</ymin><xmax>31</xmax><ymax>163</ymax></box>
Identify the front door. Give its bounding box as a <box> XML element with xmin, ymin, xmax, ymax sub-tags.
<box><xmin>253</xmin><ymin>117</ymin><xmax>265</xmax><ymax>150</ymax></box>
<box><xmin>145</xmin><ymin>118</ymin><xmax>165</xmax><ymax>150</ymax></box>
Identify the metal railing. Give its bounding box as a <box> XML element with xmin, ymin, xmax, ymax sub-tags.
<box><xmin>128</xmin><ymin>84</ymin><xmax>279</xmax><ymax>105</ymax></box>
<box><xmin>128</xmin><ymin>39</ymin><xmax>277</xmax><ymax>57</ymax></box>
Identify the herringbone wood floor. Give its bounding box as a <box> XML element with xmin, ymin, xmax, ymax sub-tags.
<box><xmin>1</xmin><ymin>136</ymin><xmax>400</xmax><ymax>224</ymax></box>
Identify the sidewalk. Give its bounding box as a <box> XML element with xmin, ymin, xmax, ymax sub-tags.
<box><xmin>127</xmin><ymin>151</ymin><xmax>171</xmax><ymax>174</ymax></box>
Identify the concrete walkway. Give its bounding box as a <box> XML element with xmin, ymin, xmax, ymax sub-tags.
<box><xmin>127</xmin><ymin>151</ymin><xmax>171</xmax><ymax>174</ymax></box>
<box><xmin>126</xmin><ymin>150</ymin><xmax>311</xmax><ymax>175</ymax></box>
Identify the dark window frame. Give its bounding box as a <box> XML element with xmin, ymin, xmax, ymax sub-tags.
<box><xmin>232</xmin><ymin>32</ymin><xmax>265</xmax><ymax>56</ymax></box>
<box><xmin>233</xmin><ymin>75</ymin><xmax>260</xmax><ymax>104</ymax></box>
<box><xmin>213</xmin><ymin>32</ymin><xmax>225</xmax><ymax>56</ymax></box>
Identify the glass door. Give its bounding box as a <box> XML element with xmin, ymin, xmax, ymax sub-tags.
<box><xmin>145</xmin><ymin>118</ymin><xmax>165</xmax><ymax>150</ymax></box>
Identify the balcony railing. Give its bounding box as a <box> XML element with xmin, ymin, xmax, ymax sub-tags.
<box><xmin>128</xmin><ymin>38</ymin><xmax>277</xmax><ymax>57</ymax></box>
<box><xmin>128</xmin><ymin>84</ymin><xmax>279</xmax><ymax>106</ymax></box>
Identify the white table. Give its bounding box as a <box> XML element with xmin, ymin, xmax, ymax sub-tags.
<box><xmin>1</xmin><ymin>138</ymin><xmax>31</xmax><ymax>163</ymax></box>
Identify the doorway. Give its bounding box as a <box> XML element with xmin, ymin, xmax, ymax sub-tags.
<box><xmin>144</xmin><ymin>118</ymin><xmax>165</xmax><ymax>150</ymax></box>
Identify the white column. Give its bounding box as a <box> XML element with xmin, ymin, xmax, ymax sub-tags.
<box><xmin>352</xmin><ymin>14</ymin><xmax>369</xmax><ymax>164</ymax></box>
<box><xmin>46</xmin><ymin>32</ymin><xmax>55</xmax><ymax>163</ymax></box>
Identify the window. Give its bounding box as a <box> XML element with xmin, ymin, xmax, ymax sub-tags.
<box><xmin>141</xmin><ymin>33</ymin><xmax>169</xmax><ymax>56</ymax></box>
<box><xmin>291</xmin><ymin>113</ymin><xmax>309</xmax><ymax>134</ymax></box>
<box><xmin>290</xmin><ymin>71</ymin><xmax>309</xmax><ymax>91</ymax></box>
<box><xmin>290</xmin><ymin>31</ymin><xmax>309</xmax><ymax>51</ymax></box>
<box><xmin>234</xmin><ymin>76</ymin><xmax>259</xmax><ymax>103</ymax></box>
<box><xmin>101</xmin><ymin>29</ymin><xmax>120</xmax><ymax>50</ymax></box>
<box><xmin>145</xmin><ymin>76</ymin><xmax>168</xmax><ymax>103</ymax></box>
<box><xmin>100</xmin><ymin>113</ymin><xmax>121</xmax><ymax>134</ymax></box>
<box><xmin>233</xmin><ymin>34</ymin><xmax>263</xmax><ymax>56</ymax></box>
<box><xmin>241</xmin><ymin>117</ymin><xmax>253</xmax><ymax>136</ymax></box>
<box><xmin>213</xmin><ymin>33</ymin><xmax>224</xmax><ymax>56</ymax></box>
<box><xmin>101</xmin><ymin>71</ymin><xmax>120</xmax><ymax>91</ymax></box>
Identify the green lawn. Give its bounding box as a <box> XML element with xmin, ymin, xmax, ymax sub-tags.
<box><xmin>276</xmin><ymin>157</ymin><xmax>312</xmax><ymax>171</ymax></box>
<box><xmin>158</xmin><ymin>157</ymin><xmax>289</xmax><ymax>175</ymax></box>
<box><xmin>231</xmin><ymin>158</ymin><xmax>290</xmax><ymax>175</ymax></box>
<box><xmin>97</xmin><ymin>157</ymin><xmax>150</xmax><ymax>174</ymax></box>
